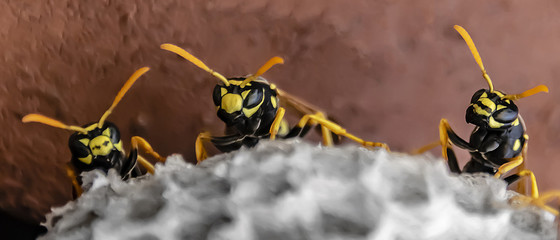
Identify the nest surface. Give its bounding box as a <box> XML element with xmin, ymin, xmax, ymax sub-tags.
<box><xmin>40</xmin><ymin>140</ymin><xmax>557</xmax><ymax>240</ymax></box>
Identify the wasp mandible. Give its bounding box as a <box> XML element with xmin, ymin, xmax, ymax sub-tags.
<box><xmin>22</xmin><ymin>67</ymin><xmax>165</xmax><ymax>196</ymax></box>
<box><xmin>160</xmin><ymin>44</ymin><xmax>389</xmax><ymax>163</ymax></box>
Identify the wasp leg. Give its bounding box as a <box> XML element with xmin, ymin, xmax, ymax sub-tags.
<box><xmin>196</xmin><ymin>132</ymin><xmax>212</xmax><ymax>163</ymax></box>
<box><xmin>269</xmin><ymin>107</ymin><xmax>286</xmax><ymax>140</ymax></box>
<box><xmin>494</xmin><ymin>155</ymin><xmax>524</xmax><ymax>178</ymax></box>
<box><xmin>276</xmin><ymin>89</ymin><xmax>335</xmax><ymax>146</ymax></box>
<box><xmin>65</xmin><ymin>164</ymin><xmax>83</xmax><ymax>197</ymax></box>
<box><xmin>131</xmin><ymin>136</ymin><xmax>166</xmax><ymax>163</ymax></box>
<box><xmin>314</xmin><ymin>111</ymin><xmax>334</xmax><ymax>146</ymax></box>
<box><xmin>446</xmin><ymin>147</ymin><xmax>462</xmax><ymax>174</ymax></box>
<box><xmin>439</xmin><ymin>119</ymin><xmax>454</xmax><ymax>163</ymax></box>
<box><xmin>294</xmin><ymin>111</ymin><xmax>334</xmax><ymax>146</ymax></box>
<box><xmin>412</xmin><ymin>140</ymin><xmax>441</xmax><ymax>154</ymax></box>
<box><xmin>294</xmin><ymin>113</ymin><xmax>389</xmax><ymax>151</ymax></box>
<box><xmin>516</xmin><ymin>139</ymin><xmax>529</xmax><ymax>196</ymax></box>
<box><xmin>137</xmin><ymin>155</ymin><xmax>155</xmax><ymax>174</ymax></box>
<box><xmin>439</xmin><ymin>119</ymin><xmax>481</xmax><ymax>173</ymax></box>
<box><xmin>533</xmin><ymin>191</ymin><xmax>560</xmax><ymax>216</ymax></box>
<box><xmin>516</xmin><ymin>169</ymin><xmax>539</xmax><ymax>199</ymax></box>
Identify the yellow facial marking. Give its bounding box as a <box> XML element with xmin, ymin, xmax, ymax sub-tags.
<box><xmin>242</xmin><ymin>93</ymin><xmax>265</xmax><ymax>118</ymax></box>
<box><xmin>241</xmin><ymin>90</ymin><xmax>251</xmax><ymax>99</ymax></box>
<box><xmin>79</xmin><ymin>155</ymin><xmax>92</xmax><ymax>164</ymax></box>
<box><xmin>513</xmin><ymin>139</ymin><xmax>521</xmax><ymax>151</ymax></box>
<box><xmin>496</xmin><ymin>105</ymin><xmax>507</xmax><ymax>111</ymax></box>
<box><xmin>243</xmin><ymin>106</ymin><xmax>260</xmax><ymax>118</ymax></box>
<box><xmin>270</xmin><ymin>84</ymin><xmax>277</xmax><ymax>90</ymax></box>
<box><xmin>524</xmin><ymin>134</ymin><xmax>529</xmax><ymax>140</ymax></box>
<box><xmin>488</xmin><ymin>116</ymin><xmax>504</xmax><ymax>128</ymax></box>
<box><xmin>228</xmin><ymin>80</ymin><xmax>243</xmax><ymax>85</ymax></box>
<box><xmin>472</xmin><ymin>104</ymin><xmax>491</xmax><ymax>117</ymax></box>
<box><xmin>102</xmin><ymin>128</ymin><xmax>111</xmax><ymax>137</ymax></box>
<box><xmin>221</xmin><ymin>88</ymin><xmax>227</xmax><ymax>96</ymax></box>
<box><xmin>114</xmin><ymin>140</ymin><xmax>123</xmax><ymax>152</ymax></box>
<box><xmin>479</xmin><ymin>98</ymin><xmax>496</xmax><ymax>111</ymax></box>
<box><xmin>79</xmin><ymin>138</ymin><xmax>90</xmax><ymax>147</ymax></box>
<box><xmin>89</xmin><ymin>135</ymin><xmax>114</xmax><ymax>156</ymax></box>
<box><xmin>505</xmin><ymin>100</ymin><xmax>511</xmax><ymax>104</ymax></box>
<box><xmin>222</xmin><ymin>94</ymin><xmax>243</xmax><ymax>113</ymax></box>
<box><xmin>495</xmin><ymin>91</ymin><xmax>504</xmax><ymax>97</ymax></box>
<box><xmin>481</xmin><ymin>92</ymin><xmax>488</xmax><ymax>98</ymax></box>
<box><xmin>271</xmin><ymin>96</ymin><xmax>277</xmax><ymax>108</ymax></box>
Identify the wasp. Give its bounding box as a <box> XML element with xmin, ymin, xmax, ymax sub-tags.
<box><xmin>417</xmin><ymin>25</ymin><xmax>560</xmax><ymax>214</ymax></box>
<box><xmin>160</xmin><ymin>44</ymin><xmax>389</xmax><ymax>162</ymax></box>
<box><xmin>22</xmin><ymin>67</ymin><xmax>165</xmax><ymax>196</ymax></box>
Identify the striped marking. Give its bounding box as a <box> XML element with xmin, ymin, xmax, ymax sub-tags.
<box><xmin>513</xmin><ymin>139</ymin><xmax>521</xmax><ymax>151</ymax></box>
<box><xmin>488</xmin><ymin>116</ymin><xmax>504</xmax><ymax>128</ymax></box>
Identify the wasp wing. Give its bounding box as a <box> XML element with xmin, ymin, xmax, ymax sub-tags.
<box><xmin>276</xmin><ymin>88</ymin><xmax>342</xmax><ymax>143</ymax></box>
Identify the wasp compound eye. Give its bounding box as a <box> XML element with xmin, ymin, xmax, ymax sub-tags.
<box><xmin>212</xmin><ymin>85</ymin><xmax>223</xmax><ymax>106</ymax></box>
<box><xmin>244</xmin><ymin>89</ymin><xmax>264</xmax><ymax>109</ymax></box>
<box><xmin>69</xmin><ymin>135</ymin><xmax>91</xmax><ymax>160</ymax></box>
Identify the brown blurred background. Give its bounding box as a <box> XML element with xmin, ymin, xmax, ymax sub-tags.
<box><xmin>2</xmin><ymin>0</ymin><xmax>560</xmax><ymax>237</ymax></box>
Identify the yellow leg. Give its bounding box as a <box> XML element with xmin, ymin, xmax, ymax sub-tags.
<box><xmin>137</xmin><ymin>155</ymin><xmax>155</xmax><ymax>174</ymax></box>
<box><xmin>295</xmin><ymin>113</ymin><xmax>389</xmax><ymax>151</ymax></box>
<box><xmin>439</xmin><ymin>119</ymin><xmax>453</xmax><ymax>161</ymax></box>
<box><xmin>196</xmin><ymin>132</ymin><xmax>212</xmax><ymax>163</ymax></box>
<box><xmin>511</xmin><ymin>190</ymin><xmax>560</xmax><ymax>216</ymax></box>
<box><xmin>517</xmin><ymin>169</ymin><xmax>539</xmax><ymax>199</ymax></box>
<box><xmin>314</xmin><ymin>112</ymin><xmax>334</xmax><ymax>146</ymax></box>
<box><xmin>131</xmin><ymin>136</ymin><xmax>166</xmax><ymax>163</ymax></box>
<box><xmin>412</xmin><ymin>140</ymin><xmax>441</xmax><ymax>154</ymax></box>
<box><xmin>269</xmin><ymin>107</ymin><xmax>286</xmax><ymax>140</ymax></box>
<box><xmin>516</xmin><ymin>136</ymin><xmax>529</xmax><ymax>195</ymax></box>
<box><xmin>494</xmin><ymin>155</ymin><xmax>523</xmax><ymax>178</ymax></box>
<box><xmin>66</xmin><ymin>164</ymin><xmax>83</xmax><ymax>197</ymax></box>
<box><xmin>534</xmin><ymin>190</ymin><xmax>560</xmax><ymax>216</ymax></box>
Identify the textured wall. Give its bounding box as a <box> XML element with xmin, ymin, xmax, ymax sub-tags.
<box><xmin>2</xmin><ymin>0</ymin><xmax>560</xmax><ymax>227</ymax></box>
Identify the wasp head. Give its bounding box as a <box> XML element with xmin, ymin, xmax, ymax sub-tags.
<box><xmin>212</xmin><ymin>77</ymin><xmax>278</xmax><ymax>125</ymax></box>
<box><xmin>466</xmin><ymin>89</ymin><xmax>519</xmax><ymax>130</ymax></box>
<box><xmin>68</xmin><ymin>122</ymin><xmax>124</xmax><ymax>171</ymax></box>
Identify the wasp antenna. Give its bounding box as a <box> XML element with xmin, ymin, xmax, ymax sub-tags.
<box><xmin>22</xmin><ymin>113</ymin><xmax>88</xmax><ymax>134</ymax></box>
<box><xmin>241</xmin><ymin>56</ymin><xmax>284</xmax><ymax>87</ymax></box>
<box><xmin>504</xmin><ymin>85</ymin><xmax>549</xmax><ymax>100</ymax></box>
<box><xmin>454</xmin><ymin>25</ymin><xmax>494</xmax><ymax>92</ymax></box>
<box><xmin>160</xmin><ymin>44</ymin><xmax>230</xmax><ymax>86</ymax></box>
<box><xmin>98</xmin><ymin>67</ymin><xmax>150</xmax><ymax>128</ymax></box>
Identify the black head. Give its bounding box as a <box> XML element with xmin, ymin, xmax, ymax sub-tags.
<box><xmin>68</xmin><ymin>122</ymin><xmax>124</xmax><ymax>170</ymax></box>
<box><xmin>213</xmin><ymin>77</ymin><xmax>278</xmax><ymax>125</ymax></box>
<box><xmin>466</xmin><ymin>89</ymin><xmax>519</xmax><ymax>129</ymax></box>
